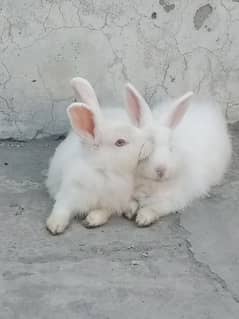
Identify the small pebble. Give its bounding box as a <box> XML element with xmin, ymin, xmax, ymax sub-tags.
<box><xmin>15</xmin><ymin>206</ymin><xmax>24</xmax><ymax>216</ymax></box>
<box><xmin>142</xmin><ymin>252</ymin><xmax>149</xmax><ymax>257</ymax></box>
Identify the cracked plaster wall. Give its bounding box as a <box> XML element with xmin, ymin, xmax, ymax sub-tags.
<box><xmin>0</xmin><ymin>0</ymin><xmax>239</xmax><ymax>139</ymax></box>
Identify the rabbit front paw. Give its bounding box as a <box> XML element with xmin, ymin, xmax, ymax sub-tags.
<box><xmin>46</xmin><ymin>212</ymin><xmax>70</xmax><ymax>235</ymax></box>
<box><xmin>135</xmin><ymin>208</ymin><xmax>158</xmax><ymax>227</ymax></box>
<box><xmin>82</xmin><ymin>209</ymin><xmax>111</xmax><ymax>228</ymax></box>
<box><xmin>123</xmin><ymin>200</ymin><xmax>139</xmax><ymax>220</ymax></box>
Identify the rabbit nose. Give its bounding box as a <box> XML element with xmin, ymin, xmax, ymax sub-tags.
<box><xmin>155</xmin><ymin>166</ymin><xmax>166</xmax><ymax>178</ymax></box>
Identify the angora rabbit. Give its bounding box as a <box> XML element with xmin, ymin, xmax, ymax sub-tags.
<box><xmin>46</xmin><ymin>78</ymin><xmax>152</xmax><ymax>234</ymax></box>
<box><xmin>124</xmin><ymin>84</ymin><xmax>232</xmax><ymax>227</ymax></box>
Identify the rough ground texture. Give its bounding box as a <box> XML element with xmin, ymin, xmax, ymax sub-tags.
<box><xmin>0</xmin><ymin>123</ymin><xmax>238</xmax><ymax>318</ymax></box>
<box><xmin>1</xmin><ymin>0</ymin><xmax>239</xmax><ymax>139</ymax></box>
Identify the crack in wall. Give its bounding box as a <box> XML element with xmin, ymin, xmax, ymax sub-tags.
<box><xmin>1</xmin><ymin>0</ymin><xmax>239</xmax><ymax>138</ymax></box>
<box><xmin>0</xmin><ymin>61</ymin><xmax>12</xmax><ymax>89</ymax></box>
<box><xmin>0</xmin><ymin>95</ymin><xmax>22</xmax><ymax>137</ymax></box>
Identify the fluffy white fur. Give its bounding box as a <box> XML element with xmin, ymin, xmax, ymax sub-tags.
<box><xmin>125</xmin><ymin>84</ymin><xmax>232</xmax><ymax>226</ymax></box>
<box><xmin>46</xmin><ymin>78</ymin><xmax>151</xmax><ymax>234</ymax></box>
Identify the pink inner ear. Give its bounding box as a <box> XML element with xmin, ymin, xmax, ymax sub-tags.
<box><xmin>169</xmin><ymin>101</ymin><xmax>188</xmax><ymax>129</ymax></box>
<box><xmin>169</xmin><ymin>92</ymin><xmax>193</xmax><ymax>129</ymax></box>
<box><xmin>69</xmin><ymin>106</ymin><xmax>95</xmax><ymax>138</ymax></box>
<box><xmin>127</xmin><ymin>90</ymin><xmax>141</xmax><ymax>126</ymax></box>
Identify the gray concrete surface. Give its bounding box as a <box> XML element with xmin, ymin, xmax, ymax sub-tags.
<box><xmin>1</xmin><ymin>0</ymin><xmax>239</xmax><ymax>139</ymax></box>
<box><xmin>0</xmin><ymin>123</ymin><xmax>239</xmax><ymax>319</ymax></box>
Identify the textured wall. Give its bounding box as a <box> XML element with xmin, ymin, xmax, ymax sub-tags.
<box><xmin>0</xmin><ymin>0</ymin><xmax>239</xmax><ymax>139</ymax></box>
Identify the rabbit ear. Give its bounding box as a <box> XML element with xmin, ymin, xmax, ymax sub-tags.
<box><xmin>168</xmin><ymin>92</ymin><xmax>193</xmax><ymax>129</ymax></box>
<box><xmin>70</xmin><ymin>77</ymin><xmax>100</xmax><ymax>109</ymax></box>
<box><xmin>67</xmin><ymin>103</ymin><xmax>100</xmax><ymax>142</ymax></box>
<box><xmin>125</xmin><ymin>83</ymin><xmax>152</xmax><ymax>128</ymax></box>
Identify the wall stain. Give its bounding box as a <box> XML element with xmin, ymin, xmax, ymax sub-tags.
<box><xmin>204</xmin><ymin>24</ymin><xmax>212</xmax><ymax>32</ymax></box>
<box><xmin>193</xmin><ymin>4</ymin><xmax>213</xmax><ymax>30</ymax></box>
<box><xmin>159</xmin><ymin>0</ymin><xmax>175</xmax><ymax>13</ymax></box>
<box><xmin>151</xmin><ymin>12</ymin><xmax>157</xmax><ymax>19</ymax></box>
<box><xmin>2</xmin><ymin>271</ymin><xmax>34</xmax><ymax>280</ymax></box>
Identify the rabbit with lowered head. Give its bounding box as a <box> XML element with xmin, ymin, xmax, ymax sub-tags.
<box><xmin>46</xmin><ymin>78</ymin><xmax>152</xmax><ymax>234</ymax></box>
<box><xmin>124</xmin><ymin>84</ymin><xmax>232</xmax><ymax>226</ymax></box>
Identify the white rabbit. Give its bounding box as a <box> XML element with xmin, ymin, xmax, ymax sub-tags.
<box><xmin>46</xmin><ymin>78</ymin><xmax>152</xmax><ymax>234</ymax></box>
<box><xmin>124</xmin><ymin>84</ymin><xmax>232</xmax><ymax>227</ymax></box>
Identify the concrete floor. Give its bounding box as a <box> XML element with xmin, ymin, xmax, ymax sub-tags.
<box><xmin>0</xmin><ymin>124</ymin><xmax>239</xmax><ymax>319</ymax></box>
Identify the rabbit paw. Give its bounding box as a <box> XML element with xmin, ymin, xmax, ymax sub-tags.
<box><xmin>123</xmin><ymin>200</ymin><xmax>139</xmax><ymax>220</ymax></box>
<box><xmin>135</xmin><ymin>208</ymin><xmax>158</xmax><ymax>227</ymax></box>
<box><xmin>83</xmin><ymin>210</ymin><xmax>111</xmax><ymax>228</ymax></box>
<box><xmin>46</xmin><ymin>212</ymin><xmax>70</xmax><ymax>235</ymax></box>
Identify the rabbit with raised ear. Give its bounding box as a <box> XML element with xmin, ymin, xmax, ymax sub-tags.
<box><xmin>46</xmin><ymin>78</ymin><xmax>152</xmax><ymax>234</ymax></box>
<box><xmin>124</xmin><ymin>84</ymin><xmax>232</xmax><ymax>227</ymax></box>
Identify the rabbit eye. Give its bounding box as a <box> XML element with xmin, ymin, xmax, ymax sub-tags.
<box><xmin>115</xmin><ymin>139</ymin><xmax>127</xmax><ymax>147</ymax></box>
